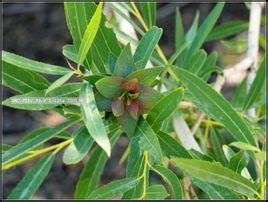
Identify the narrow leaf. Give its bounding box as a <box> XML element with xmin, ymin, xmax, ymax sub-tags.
<box><xmin>74</xmin><ymin>128</ymin><xmax>121</xmax><ymax>199</ymax></box>
<box><xmin>139</xmin><ymin>2</ymin><xmax>156</xmax><ymax>28</ymax></box>
<box><xmin>134</xmin><ymin>26</ymin><xmax>162</xmax><ymax>68</ymax></box>
<box><xmin>243</xmin><ymin>59</ymin><xmax>265</xmax><ymax>110</ymax></box>
<box><xmin>151</xmin><ymin>166</ymin><xmax>183</xmax><ymax>199</ymax></box>
<box><xmin>187</xmin><ymin>3</ymin><xmax>225</xmax><ymax>58</ymax></box>
<box><xmin>173</xmin><ymin>67</ymin><xmax>256</xmax><ymax>147</ymax></box>
<box><xmin>172</xmin><ymin>158</ymin><xmax>258</xmax><ymax>198</ymax></box>
<box><xmin>45</xmin><ymin>71</ymin><xmax>74</xmax><ymax>95</ymax></box>
<box><xmin>2</xmin><ymin>61</ymin><xmax>50</xmax><ymax>94</ymax></box>
<box><xmin>8</xmin><ymin>153</ymin><xmax>55</xmax><ymax>199</ymax></box>
<box><xmin>206</xmin><ymin>21</ymin><xmax>248</xmax><ymax>42</ymax></box>
<box><xmin>88</xmin><ymin>178</ymin><xmax>140</xmax><ymax>199</ymax></box>
<box><xmin>185</xmin><ymin>11</ymin><xmax>199</xmax><ymax>41</ymax></box>
<box><xmin>77</xmin><ymin>2</ymin><xmax>103</xmax><ymax>67</ymax></box>
<box><xmin>3</xmin><ymin>83</ymin><xmax>82</xmax><ymax>111</ymax></box>
<box><xmin>80</xmin><ymin>83</ymin><xmax>111</xmax><ymax>156</ymax></box>
<box><xmin>168</xmin><ymin>41</ymin><xmax>190</xmax><ymax>65</ymax></box>
<box><xmin>2</xmin><ymin>50</ymin><xmax>71</xmax><ymax>75</ymax></box>
<box><xmin>229</xmin><ymin>141</ymin><xmax>260</xmax><ymax>152</ymax></box>
<box><xmin>157</xmin><ymin>131</ymin><xmax>192</xmax><ymax>159</ymax></box>
<box><xmin>2</xmin><ymin>116</ymin><xmax>80</xmax><ymax>164</ymax></box>
<box><xmin>191</xmin><ymin>177</ymin><xmax>240</xmax><ymax>199</ymax></box>
<box><xmin>136</xmin><ymin>118</ymin><xmax>163</xmax><ymax>164</ymax></box>
<box><xmin>147</xmin><ymin>88</ymin><xmax>184</xmax><ymax>131</ymax></box>
<box><xmin>63</xmin><ymin>126</ymin><xmax>94</xmax><ymax>165</ymax></box>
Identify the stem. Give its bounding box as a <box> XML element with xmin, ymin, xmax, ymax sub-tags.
<box><xmin>2</xmin><ymin>138</ymin><xmax>73</xmax><ymax>170</ymax></box>
<box><xmin>259</xmin><ymin>160</ymin><xmax>265</xmax><ymax>199</ymax></box>
<box><xmin>119</xmin><ymin>144</ymin><xmax>130</xmax><ymax>165</ymax></box>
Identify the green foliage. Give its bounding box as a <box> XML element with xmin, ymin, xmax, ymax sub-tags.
<box><xmin>2</xmin><ymin>2</ymin><xmax>265</xmax><ymax>200</ymax></box>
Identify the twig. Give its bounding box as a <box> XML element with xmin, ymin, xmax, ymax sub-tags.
<box><xmin>246</xmin><ymin>2</ymin><xmax>264</xmax><ymax>117</ymax></box>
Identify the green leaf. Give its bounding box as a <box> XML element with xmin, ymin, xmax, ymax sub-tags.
<box><xmin>95</xmin><ymin>76</ymin><xmax>124</xmax><ymax>99</ymax></box>
<box><xmin>3</xmin><ymin>83</ymin><xmax>82</xmax><ymax>111</ymax></box>
<box><xmin>229</xmin><ymin>151</ymin><xmax>249</xmax><ymax>173</ymax></box>
<box><xmin>123</xmin><ymin>155</ymin><xmax>147</xmax><ymax>199</ymax></box>
<box><xmin>147</xmin><ymin>88</ymin><xmax>184</xmax><ymax>131</ymax></box>
<box><xmin>63</xmin><ymin>126</ymin><xmax>94</xmax><ymax>165</ymax></box>
<box><xmin>243</xmin><ymin>59</ymin><xmax>265</xmax><ymax>110</ymax></box>
<box><xmin>2</xmin><ymin>61</ymin><xmax>50</xmax><ymax>94</ymax></box>
<box><xmin>185</xmin><ymin>11</ymin><xmax>199</xmax><ymax>41</ymax></box>
<box><xmin>88</xmin><ymin>178</ymin><xmax>140</xmax><ymax>199</ymax></box>
<box><xmin>198</xmin><ymin>51</ymin><xmax>218</xmax><ymax>80</ymax></box>
<box><xmin>74</xmin><ymin>128</ymin><xmax>121</xmax><ymax>199</ymax></box>
<box><xmin>113</xmin><ymin>43</ymin><xmax>137</xmax><ymax>77</ymax></box>
<box><xmin>2</xmin><ymin>116</ymin><xmax>80</xmax><ymax>164</ymax></box>
<box><xmin>189</xmin><ymin>149</ymin><xmax>213</xmax><ymax>161</ymax></box>
<box><xmin>80</xmin><ymin>83</ymin><xmax>111</xmax><ymax>156</ymax></box>
<box><xmin>168</xmin><ymin>41</ymin><xmax>190</xmax><ymax>65</ymax></box>
<box><xmin>134</xmin><ymin>26</ymin><xmax>162</xmax><ymax>68</ymax></box>
<box><xmin>8</xmin><ymin>153</ymin><xmax>55</xmax><ymax>199</ymax></box>
<box><xmin>125</xmin><ymin>66</ymin><xmax>164</xmax><ymax>87</ymax></box>
<box><xmin>62</xmin><ymin>44</ymin><xmax>78</xmax><ymax>63</ymax></box>
<box><xmin>206</xmin><ymin>21</ymin><xmax>248</xmax><ymax>42</ymax></box>
<box><xmin>2</xmin><ymin>50</ymin><xmax>71</xmax><ymax>75</ymax></box>
<box><xmin>126</xmin><ymin>136</ymin><xmax>142</xmax><ymax>177</ymax></box>
<box><xmin>173</xmin><ymin>67</ymin><xmax>256</xmax><ymax>147</ymax></box>
<box><xmin>171</xmin><ymin>158</ymin><xmax>258</xmax><ymax>198</ymax></box>
<box><xmin>139</xmin><ymin>87</ymin><xmax>163</xmax><ymax>108</ymax></box>
<box><xmin>2</xmin><ymin>144</ymin><xmax>12</xmax><ymax>154</ymax></box>
<box><xmin>151</xmin><ymin>166</ymin><xmax>183</xmax><ymax>199</ymax></box>
<box><xmin>191</xmin><ymin>177</ymin><xmax>240</xmax><ymax>199</ymax></box>
<box><xmin>64</xmin><ymin>2</ymin><xmax>121</xmax><ymax>72</ymax></box>
<box><xmin>223</xmin><ymin>145</ymin><xmax>236</xmax><ymax>161</ymax></box>
<box><xmin>136</xmin><ymin>118</ymin><xmax>163</xmax><ymax>164</ymax></box>
<box><xmin>157</xmin><ymin>131</ymin><xmax>192</xmax><ymax>159</ymax></box>
<box><xmin>210</xmin><ymin>127</ymin><xmax>228</xmax><ymax>166</ymax></box>
<box><xmin>77</xmin><ymin>2</ymin><xmax>103</xmax><ymax>68</ymax></box>
<box><xmin>117</xmin><ymin>111</ymin><xmax>137</xmax><ymax>138</ymax></box>
<box><xmin>145</xmin><ymin>184</ymin><xmax>169</xmax><ymax>200</ymax></box>
<box><xmin>139</xmin><ymin>2</ymin><xmax>156</xmax><ymax>28</ymax></box>
<box><xmin>229</xmin><ymin>141</ymin><xmax>260</xmax><ymax>152</ymax></box>
<box><xmin>185</xmin><ymin>49</ymin><xmax>207</xmax><ymax>75</ymax></box>
<box><xmin>231</xmin><ymin>78</ymin><xmax>247</xmax><ymax>110</ymax></box>
<box><xmin>175</xmin><ymin>7</ymin><xmax>184</xmax><ymax>51</ymax></box>
<box><xmin>221</xmin><ymin>39</ymin><xmax>247</xmax><ymax>53</ymax></box>
<box><xmin>187</xmin><ymin>3</ymin><xmax>225</xmax><ymax>58</ymax></box>
<box><xmin>45</xmin><ymin>71</ymin><xmax>74</xmax><ymax>95</ymax></box>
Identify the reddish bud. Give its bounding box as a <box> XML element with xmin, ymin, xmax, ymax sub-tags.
<box><xmin>126</xmin><ymin>99</ymin><xmax>139</xmax><ymax>120</ymax></box>
<box><xmin>111</xmin><ymin>97</ymin><xmax>125</xmax><ymax>117</ymax></box>
<box><xmin>122</xmin><ymin>78</ymin><xmax>138</xmax><ymax>92</ymax></box>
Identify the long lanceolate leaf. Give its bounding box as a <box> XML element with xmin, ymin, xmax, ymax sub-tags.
<box><xmin>135</xmin><ymin>118</ymin><xmax>163</xmax><ymax>164</ymax></box>
<box><xmin>139</xmin><ymin>2</ymin><xmax>156</xmax><ymax>28</ymax></box>
<box><xmin>45</xmin><ymin>71</ymin><xmax>74</xmax><ymax>95</ymax></box>
<box><xmin>8</xmin><ymin>153</ymin><xmax>55</xmax><ymax>199</ymax></box>
<box><xmin>3</xmin><ymin>83</ymin><xmax>82</xmax><ymax>111</ymax></box>
<box><xmin>172</xmin><ymin>158</ymin><xmax>259</xmax><ymax>198</ymax></box>
<box><xmin>88</xmin><ymin>178</ymin><xmax>140</xmax><ymax>199</ymax></box>
<box><xmin>147</xmin><ymin>88</ymin><xmax>184</xmax><ymax>131</ymax></box>
<box><xmin>80</xmin><ymin>83</ymin><xmax>111</xmax><ymax>156</ymax></box>
<box><xmin>2</xmin><ymin>51</ymin><xmax>71</xmax><ymax>75</ymax></box>
<box><xmin>133</xmin><ymin>26</ymin><xmax>162</xmax><ymax>68</ymax></box>
<box><xmin>64</xmin><ymin>2</ymin><xmax>121</xmax><ymax>72</ymax></box>
<box><xmin>173</xmin><ymin>67</ymin><xmax>256</xmax><ymax>147</ymax></box>
<box><xmin>151</xmin><ymin>166</ymin><xmax>183</xmax><ymax>199</ymax></box>
<box><xmin>243</xmin><ymin>59</ymin><xmax>265</xmax><ymax>110</ymax></box>
<box><xmin>2</xmin><ymin>62</ymin><xmax>50</xmax><ymax>94</ymax></box>
<box><xmin>74</xmin><ymin>128</ymin><xmax>121</xmax><ymax>199</ymax></box>
<box><xmin>187</xmin><ymin>3</ymin><xmax>225</xmax><ymax>58</ymax></box>
<box><xmin>63</xmin><ymin>126</ymin><xmax>94</xmax><ymax>165</ymax></box>
<box><xmin>2</xmin><ymin>116</ymin><xmax>80</xmax><ymax>164</ymax></box>
<box><xmin>77</xmin><ymin>2</ymin><xmax>103</xmax><ymax>68</ymax></box>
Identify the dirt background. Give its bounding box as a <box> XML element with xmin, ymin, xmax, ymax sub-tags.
<box><xmin>3</xmin><ymin>3</ymin><xmax>249</xmax><ymax>199</ymax></box>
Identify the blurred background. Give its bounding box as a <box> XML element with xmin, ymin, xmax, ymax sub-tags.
<box><xmin>3</xmin><ymin>2</ymin><xmax>256</xmax><ymax>199</ymax></box>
